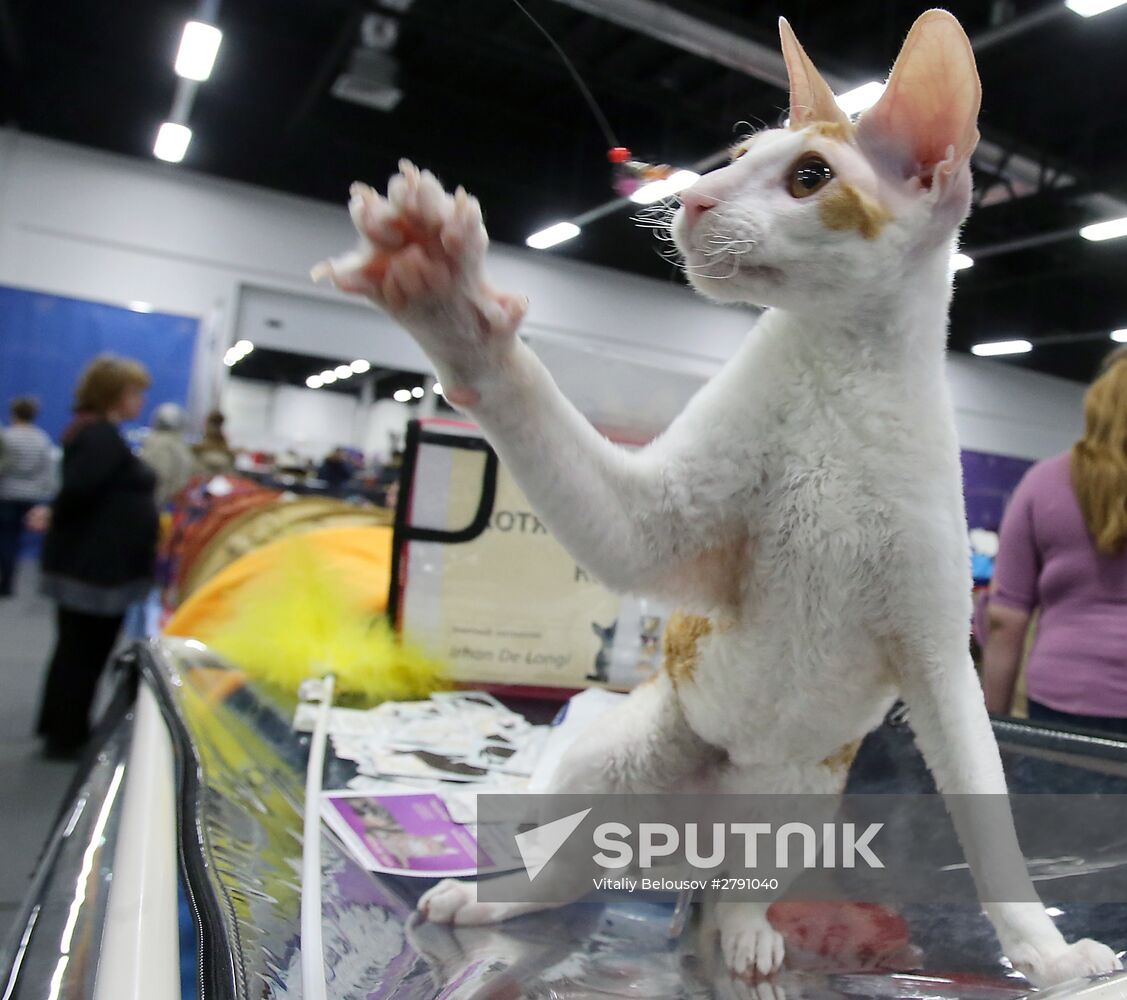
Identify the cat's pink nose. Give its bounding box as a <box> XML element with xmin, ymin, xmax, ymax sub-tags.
<box><xmin>680</xmin><ymin>190</ymin><xmax>718</xmax><ymax>225</ymax></box>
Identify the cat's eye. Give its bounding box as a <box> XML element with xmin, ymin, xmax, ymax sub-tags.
<box><xmin>787</xmin><ymin>155</ymin><xmax>834</xmax><ymax>198</ymax></box>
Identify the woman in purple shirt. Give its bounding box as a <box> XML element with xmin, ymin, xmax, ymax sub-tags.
<box><xmin>982</xmin><ymin>347</ymin><xmax>1127</xmax><ymax>736</ymax></box>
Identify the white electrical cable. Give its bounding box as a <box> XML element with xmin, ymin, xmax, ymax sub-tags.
<box><xmin>300</xmin><ymin>673</ymin><xmax>335</xmax><ymax>1000</ymax></box>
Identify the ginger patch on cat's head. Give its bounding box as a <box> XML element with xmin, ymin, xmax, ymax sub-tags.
<box><xmin>818</xmin><ymin>181</ymin><xmax>892</xmax><ymax>240</ymax></box>
<box><xmin>806</xmin><ymin>120</ymin><xmax>853</xmax><ymax>143</ymax></box>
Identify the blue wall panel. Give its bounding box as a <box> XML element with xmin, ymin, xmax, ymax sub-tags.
<box><xmin>0</xmin><ymin>286</ymin><xmax>198</xmax><ymax>443</ymax></box>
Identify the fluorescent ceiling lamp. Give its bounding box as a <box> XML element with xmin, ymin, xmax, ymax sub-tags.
<box><xmin>223</xmin><ymin>354</ymin><xmax>236</xmax><ymax>367</ymax></box>
<box><xmin>320</xmin><ymin>370</ymin><xmax>337</xmax><ymax>384</ymax></box>
<box><xmin>411</xmin><ymin>386</ymin><xmax>425</xmax><ymax>398</ymax></box>
<box><xmin>350</xmin><ymin>359</ymin><xmax>371</xmax><ymax>373</ymax></box>
<box><xmin>154</xmin><ymin>122</ymin><xmax>191</xmax><ymax>163</ymax></box>
<box><xmin>432</xmin><ymin>382</ymin><xmax>443</xmax><ymax>396</ymax></box>
<box><xmin>393</xmin><ymin>388</ymin><xmax>412</xmax><ymax>403</ymax></box>
<box><xmin>306</xmin><ymin>375</ymin><xmax>323</xmax><ymax>389</ymax></box>
<box><xmin>129</xmin><ymin>300</ymin><xmax>153</xmax><ymax>313</ymax></box>
<box><xmin>526</xmin><ymin>221</ymin><xmax>580</xmax><ymax>250</ymax></box>
<box><xmin>1080</xmin><ymin>216</ymin><xmax>1127</xmax><ymax>241</ymax></box>
<box><xmin>628</xmin><ymin>169</ymin><xmax>701</xmax><ymax>205</ymax></box>
<box><xmin>950</xmin><ymin>252</ymin><xmax>974</xmax><ymax>271</ymax></box>
<box><xmin>1065</xmin><ymin>0</ymin><xmax>1127</xmax><ymax>15</ymax></box>
<box><xmin>1112</xmin><ymin>329</ymin><xmax>1127</xmax><ymax>343</ymax></box>
<box><xmin>971</xmin><ymin>339</ymin><xmax>1033</xmax><ymax>357</ymax></box>
<box><xmin>334</xmin><ymin>364</ymin><xmax>353</xmax><ymax>378</ymax></box>
<box><xmin>836</xmin><ymin>81</ymin><xmax>885</xmax><ymax>116</ymax></box>
<box><xmin>234</xmin><ymin>339</ymin><xmax>253</xmax><ymax>355</ymax></box>
<box><xmin>175</xmin><ymin>21</ymin><xmax>222</xmax><ymax>81</ymax></box>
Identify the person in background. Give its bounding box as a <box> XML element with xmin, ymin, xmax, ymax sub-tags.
<box><xmin>142</xmin><ymin>402</ymin><xmax>194</xmax><ymax>506</ymax></box>
<box><xmin>37</xmin><ymin>355</ymin><xmax>159</xmax><ymax>757</ymax></box>
<box><xmin>982</xmin><ymin>347</ymin><xmax>1127</xmax><ymax>736</ymax></box>
<box><xmin>318</xmin><ymin>446</ymin><xmax>353</xmax><ymax>490</ymax></box>
<box><xmin>0</xmin><ymin>397</ymin><xmax>54</xmax><ymax>596</ymax></box>
<box><xmin>192</xmin><ymin>408</ymin><xmax>235</xmax><ymax>475</ymax></box>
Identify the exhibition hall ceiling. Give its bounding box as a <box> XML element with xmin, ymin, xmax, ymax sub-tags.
<box><xmin>3</xmin><ymin>0</ymin><xmax>1126</xmax><ymax>381</ymax></box>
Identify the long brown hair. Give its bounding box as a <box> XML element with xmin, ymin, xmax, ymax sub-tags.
<box><xmin>1072</xmin><ymin>346</ymin><xmax>1127</xmax><ymax>555</ymax></box>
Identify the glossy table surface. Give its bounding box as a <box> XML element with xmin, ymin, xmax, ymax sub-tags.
<box><xmin>5</xmin><ymin>638</ymin><xmax>1127</xmax><ymax>1000</ymax></box>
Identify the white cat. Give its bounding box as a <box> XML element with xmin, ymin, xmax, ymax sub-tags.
<box><xmin>314</xmin><ymin>10</ymin><xmax>1121</xmax><ymax>989</ymax></box>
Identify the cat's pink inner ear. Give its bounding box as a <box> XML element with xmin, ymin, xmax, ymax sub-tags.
<box><xmin>778</xmin><ymin>17</ymin><xmax>851</xmax><ymax>131</ymax></box>
<box><xmin>856</xmin><ymin>9</ymin><xmax>981</xmax><ymax>183</ymax></box>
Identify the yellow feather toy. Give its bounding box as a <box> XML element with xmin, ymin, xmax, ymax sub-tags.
<box><xmin>195</xmin><ymin>534</ymin><xmax>448</xmax><ymax>703</ymax></box>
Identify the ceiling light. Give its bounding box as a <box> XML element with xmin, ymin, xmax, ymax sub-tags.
<box><xmin>350</xmin><ymin>359</ymin><xmax>371</xmax><ymax>373</ymax></box>
<box><xmin>321</xmin><ymin>370</ymin><xmax>338</xmax><ymax>384</ymax></box>
<box><xmin>1065</xmin><ymin>0</ymin><xmax>1127</xmax><ymax>15</ymax></box>
<box><xmin>306</xmin><ymin>375</ymin><xmax>323</xmax><ymax>389</ymax></box>
<box><xmin>411</xmin><ymin>386</ymin><xmax>425</xmax><ymax>398</ymax></box>
<box><xmin>235</xmin><ymin>339</ymin><xmax>253</xmax><ymax>354</ymax></box>
<box><xmin>971</xmin><ymin>339</ymin><xmax>1033</xmax><ymax>357</ymax></box>
<box><xmin>129</xmin><ymin>300</ymin><xmax>153</xmax><ymax>313</ymax></box>
<box><xmin>393</xmin><ymin>388</ymin><xmax>412</xmax><ymax>403</ymax></box>
<box><xmin>950</xmin><ymin>253</ymin><xmax>974</xmax><ymax>271</ymax></box>
<box><xmin>154</xmin><ymin>122</ymin><xmax>191</xmax><ymax>163</ymax></box>
<box><xmin>1080</xmin><ymin>216</ymin><xmax>1127</xmax><ymax>241</ymax></box>
<box><xmin>223</xmin><ymin>354</ymin><xmax>237</xmax><ymax>367</ymax></box>
<box><xmin>432</xmin><ymin>382</ymin><xmax>443</xmax><ymax>396</ymax></box>
<box><xmin>175</xmin><ymin>21</ymin><xmax>223</xmax><ymax>81</ymax></box>
<box><xmin>836</xmin><ymin>81</ymin><xmax>885</xmax><ymax>116</ymax></box>
<box><xmin>629</xmin><ymin>169</ymin><xmax>701</xmax><ymax>205</ymax></box>
<box><xmin>334</xmin><ymin>364</ymin><xmax>353</xmax><ymax>378</ymax></box>
<box><xmin>1111</xmin><ymin>329</ymin><xmax>1127</xmax><ymax>343</ymax></box>
<box><xmin>526</xmin><ymin>221</ymin><xmax>580</xmax><ymax>250</ymax></box>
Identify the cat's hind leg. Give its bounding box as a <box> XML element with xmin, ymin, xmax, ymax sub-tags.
<box><xmin>418</xmin><ymin>673</ymin><xmax>725</xmax><ymax>925</ymax></box>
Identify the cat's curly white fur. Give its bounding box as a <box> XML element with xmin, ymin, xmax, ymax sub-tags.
<box><xmin>314</xmin><ymin>9</ymin><xmax>1121</xmax><ymax>989</ymax></box>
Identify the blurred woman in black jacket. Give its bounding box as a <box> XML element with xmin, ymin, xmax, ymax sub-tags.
<box><xmin>37</xmin><ymin>355</ymin><xmax>158</xmax><ymax>756</ymax></box>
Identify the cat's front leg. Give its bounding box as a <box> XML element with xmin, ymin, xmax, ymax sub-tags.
<box><xmin>897</xmin><ymin>642</ymin><xmax>1122</xmax><ymax>988</ymax></box>
<box><xmin>718</xmin><ymin>901</ymin><xmax>786</xmax><ymax>979</ymax></box>
<box><xmin>315</xmin><ymin>163</ymin><xmax>746</xmax><ymax>596</ymax></box>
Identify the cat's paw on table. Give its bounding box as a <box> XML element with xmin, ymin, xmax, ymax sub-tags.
<box><xmin>1011</xmin><ymin>936</ymin><xmax>1123</xmax><ymax>988</ymax></box>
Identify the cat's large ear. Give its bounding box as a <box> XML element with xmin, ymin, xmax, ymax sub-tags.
<box><xmin>778</xmin><ymin>18</ymin><xmax>851</xmax><ymax>131</ymax></box>
<box><xmin>856</xmin><ymin>9</ymin><xmax>980</xmax><ymax>190</ymax></box>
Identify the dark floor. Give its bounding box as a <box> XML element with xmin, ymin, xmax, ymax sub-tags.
<box><xmin>0</xmin><ymin>560</ymin><xmax>77</xmax><ymax>942</ymax></box>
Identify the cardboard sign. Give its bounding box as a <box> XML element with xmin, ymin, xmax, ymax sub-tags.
<box><xmin>391</xmin><ymin>420</ymin><xmax>667</xmax><ymax>691</ymax></box>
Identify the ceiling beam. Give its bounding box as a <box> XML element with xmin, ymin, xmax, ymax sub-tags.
<box><xmin>548</xmin><ymin>0</ymin><xmax>1127</xmax><ymax>224</ymax></box>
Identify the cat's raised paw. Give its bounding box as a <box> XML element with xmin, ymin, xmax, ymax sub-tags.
<box><xmin>313</xmin><ymin>160</ymin><xmax>489</xmax><ymax>315</ymax></box>
<box><xmin>313</xmin><ymin>161</ymin><xmax>526</xmax><ymax>396</ymax></box>
<box><xmin>1010</xmin><ymin>937</ymin><xmax>1122</xmax><ymax>988</ymax></box>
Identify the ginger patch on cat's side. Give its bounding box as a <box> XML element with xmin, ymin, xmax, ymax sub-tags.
<box><xmin>663</xmin><ymin>612</ymin><xmax>714</xmax><ymax>687</ymax></box>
